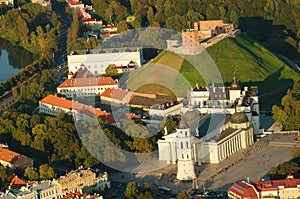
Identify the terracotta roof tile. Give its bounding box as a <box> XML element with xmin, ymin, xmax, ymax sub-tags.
<box><xmin>101</xmin><ymin>88</ymin><xmax>129</xmax><ymax>101</ymax></box>
<box><xmin>58</xmin><ymin>77</ymin><xmax>117</xmax><ymax>88</ymax></box>
<box><xmin>67</xmin><ymin>0</ymin><xmax>83</xmax><ymax>6</ymax></box>
<box><xmin>10</xmin><ymin>175</ymin><xmax>27</xmax><ymax>189</ymax></box>
<box><xmin>252</xmin><ymin>175</ymin><xmax>300</xmax><ymax>191</ymax></box>
<box><xmin>0</xmin><ymin>147</ymin><xmax>20</xmax><ymax>163</ymax></box>
<box><xmin>228</xmin><ymin>181</ymin><xmax>258</xmax><ymax>199</ymax></box>
<box><xmin>39</xmin><ymin>95</ymin><xmax>115</xmax><ymax>123</ymax></box>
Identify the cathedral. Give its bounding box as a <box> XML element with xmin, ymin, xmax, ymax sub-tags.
<box><xmin>157</xmin><ymin>108</ymin><xmax>254</xmax><ymax>181</ymax></box>
<box><xmin>157</xmin><ymin>74</ymin><xmax>258</xmax><ymax>181</ymax></box>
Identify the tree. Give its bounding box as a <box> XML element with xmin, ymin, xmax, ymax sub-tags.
<box><xmin>147</xmin><ymin>7</ymin><xmax>154</xmax><ymax>25</ymax></box>
<box><xmin>0</xmin><ymin>163</ymin><xmax>12</xmax><ymax>190</ymax></box>
<box><xmin>160</xmin><ymin>118</ymin><xmax>177</xmax><ymax>135</ymax></box>
<box><xmin>105</xmin><ymin>64</ymin><xmax>119</xmax><ymax>76</ymax></box>
<box><xmin>117</xmin><ymin>20</ymin><xmax>129</xmax><ymax>33</ymax></box>
<box><xmin>272</xmin><ymin>81</ymin><xmax>300</xmax><ymax>130</ymax></box>
<box><xmin>124</xmin><ymin>182</ymin><xmax>138</xmax><ymax>199</ymax></box>
<box><xmin>137</xmin><ymin>191</ymin><xmax>154</xmax><ymax>199</ymax></box>
<box><xmin>176</xmin><ymin>191</ymin><xmax>189</xmax><ymax>199</ymax></box>
<box><xmin>24</xmin><ymin>167</ymin><xmax>39</xmax><ymax>180</ymax></box>
<box><xmin>141</xmin><ymin>182</ymin><xmax>153</xmax><ymax>194</ymax></box>
<box><xmin>39</xmin><ymin>164</ymin><xmax>54</xmax><ymax>180</ymax></box>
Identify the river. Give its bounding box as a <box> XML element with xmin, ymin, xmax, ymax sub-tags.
<box><xmin>0</xmin><ymin>39</ymin><xmax>38</xmax><ymax>82</ymax></box>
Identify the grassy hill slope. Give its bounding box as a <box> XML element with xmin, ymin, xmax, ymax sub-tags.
<box><xmin>126</xmin><ymin>33</ymin><xmax>299</xmax><ymax>109</ymax></box>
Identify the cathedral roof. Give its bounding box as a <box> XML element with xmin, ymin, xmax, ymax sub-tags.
<box><xmin>184</xmin><ymin>105</ymin><xmax>199</xmax><ymax>125</ymax></box>
<box><xmin>230</xmin><ymin>112</ymin><xmax>248</xmax><ymax>124</ymax></box>
<box><xmin>178</xmin><ymin>117</ymin><xmax>189</xmax><ymax>129</ymax></box>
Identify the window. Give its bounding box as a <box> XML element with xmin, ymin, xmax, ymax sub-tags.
<box><xmin>186</xmin><ymin>141</ymin><xmax>189</xmax><ymax>148</ymax></box>
<box><xmin>185</xmin><ymin>131</ymin><xmax>187</xmax><ymax>136</ymax></box>
<box><xmin>182</xmin><ymin>154</ymin><xmax>184</xmax><ymax>159</ymax></box>
<box><xmin>187</xmin><ymin>154</ymin><xmax>189</xmax><ymax>159</ymax></box>
<box><xmin>181</xmin><ymin>142</ymin><xmax>183</xmax><ymax>149</ymax></box>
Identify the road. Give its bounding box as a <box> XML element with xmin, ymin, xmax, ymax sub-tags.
<box><xmin>51</xmin><ymin>0</ymin><xmax>71</xmax><ymax>68</ymax></box>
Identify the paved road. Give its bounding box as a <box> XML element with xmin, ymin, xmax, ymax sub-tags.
<box><xmin>51</xmin><ymin>0</ymin><xmax>71</xmax><ymax>68</ymax></box>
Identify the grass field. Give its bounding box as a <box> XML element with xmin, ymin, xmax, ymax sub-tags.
<box><xmin>126</xmin><ymin>33</ymin><xmax>300</xmax><ymax>108</ymax></box>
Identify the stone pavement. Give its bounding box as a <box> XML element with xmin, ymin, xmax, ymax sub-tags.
<box><xmin>110</xmin><ymin>133</ymin><xmax>297</xmax><ymax>195</ymax></box>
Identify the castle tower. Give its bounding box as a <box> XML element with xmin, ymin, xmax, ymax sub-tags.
<box><xmin>176</xmin><ymin>117</ymin><xmax>196</xmax><ymax>181</ymax></box>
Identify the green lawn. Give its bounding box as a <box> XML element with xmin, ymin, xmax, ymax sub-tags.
<box><xmin>126</xmin><ymin>33</ymin><xmax>299</xmax><ymax>107</ymax></box>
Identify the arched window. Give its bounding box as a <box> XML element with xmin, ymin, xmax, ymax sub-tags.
<box><xmin>187</xmin><ymin>154</ymin><xmax>189</xmax><ymax>159</ymax></box>
<box><xmin>186</xmin><ymin>141</ymin><xmax>189</xmax><ymax>148</ymax></box>
<box><xmin>185</xmin><ymin>131</ymin><xmax>187</xmax><ymax>136</ymax></box>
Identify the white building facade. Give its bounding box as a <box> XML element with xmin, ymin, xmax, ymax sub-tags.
<box><xmin>188</xmin><ymin>74</ymin><xmax>263</xmax><ymax>136</ymax></box>
<box><xmin>57</xmin><ymin>77</ymin><xmax>118</xmax><ymax>98</ymax></box>
<box><xmin>158</xmin><ymin>110</ymin><xmax>254</xmax><ymax>180</ymax></box>
<box><xmin>67</xmin><ymin>48</ymin><xmax>143</xmax><ymax>75</ymax></box>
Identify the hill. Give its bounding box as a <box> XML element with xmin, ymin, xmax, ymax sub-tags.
<box><xmin>125</xmin><ymin>33</ymin><xmax>300</xmax><ymax>109</ymax></box>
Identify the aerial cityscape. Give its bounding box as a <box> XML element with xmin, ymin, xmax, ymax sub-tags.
<box><xmin>0</xmin><ymin>0</ymin><xmax>299</xmax><ymax>199</ymax></box>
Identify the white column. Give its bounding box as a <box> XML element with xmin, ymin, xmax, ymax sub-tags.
<box><xmin>226</xmin><ymin>142</ymin><xmax>229</xmax><ymax>157</ymax></box>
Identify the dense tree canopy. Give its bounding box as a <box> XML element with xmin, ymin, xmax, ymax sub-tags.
<box><xmin>89</xmin><ymin>0</ymin><xmax>300</xmax><ymax>59</ymax></box>
<box><xmin>272</xmin><ymin>81</ymin><xmax>300</xmax><ymax>130</ymax></box>
<box><xmin>0</xmin><ymin>163</ymin><xmax>12</xmax><ymax>190</ymax></box>
<box><xmin>0</xmin><ymin>3</ymin><xmax>60</xmax><ymax>55</ymax></box>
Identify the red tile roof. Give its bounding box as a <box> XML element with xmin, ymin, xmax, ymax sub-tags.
<box><xmin>228</xmin><ymin>181</ymin><xmax>258</xmax><ymax>199</ymax></box>
<box><xmin>122</xmin><ymin>113</ymin><xmax>141</xmax><ymax>120</ymax></box>
<box><xmin>252</xmin><ymin>175</ymin><xmax>300</xmax><ymax>191</ymax></box>
<box><xmin>10</xmin><ymin>175</ymin><xmax>27</xmax><ymax>189</ymax></box>
<box><xmin>67</xmin><ymin>0</ymin><xmax>83</xmax><ymax>6</ymax></box>
<box><xmin>57</xmin><ymin>77</ymin><xmax>117</xmax><ymax>88</ymax></box>
<box><xmin>101</xmin><ymin>88</ymin><xmax>129</xmax><ymax>101</ymax></box>
<box><xmin>0</xmin><ymin>147</ymin><xmax>21</xmax><ymax>163</ymax></box>
<box><xmin>39</xmin><ymin>95</ymin><xmax>115</xmax><ymax>123</ymax></box>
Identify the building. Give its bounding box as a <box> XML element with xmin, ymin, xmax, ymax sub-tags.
<box><xmin>67</xmin><ymin>47</ymin><xmax>143</xmax><ymax>75</ymax></box>
<box><xmin>200</xmin><ymin>111</ymin><xmax>254</xmax><ymax>164</ymax></box>
<box><xmin>57</xmin><ymin>76</ymin><xmax>118</xmax><ymax>98</ymax></box>
<box><xmin>149</xmin><ymin>102</ymin><xmax>183</xmax><ymax>117</ymax></box>
<box><xmin>0</xmin><ymin>0</ymin><xmax>13</xmax><ymax>7</ymax></box>
<box><xmin>100</xmin><ymin>88</ymin><xmax>130</xmax><ymax>105</ymax></box>
<box><xmin>66</xmin><ymin>0</ymin><xmax>84</xmax><ymax>10</ymax></box>
<box><xmin>1</xmin><ymin>181</ymin><xmax>60</xmax><ymax>199</ymax></box>
<box><xmin>176</xmin><ymin>118</ymin><xmax>196</xmax><ymax>181</ymax></box>
<box><xmin>100</xmin><ymin>24</ymin><xmax>117</xmax><ymax>39</ymax></box>
<box><xmin>31</xmin><ymin>0</ymin><xmax>52</xmax><ymax>10</ymax></box>
<box><xmin>101</xmin><ymin>88</ymin><xmax>176</xmax><ymax>110</ymax></box>
<box><xmin>228</xmin><ymin>181</ymin><xmax>259</xmax><ymax>199</ymax></box>
<box><xmin>39</xmin><ymin>94</ymin><xmax>115</xmax><ymax>123</ymax></box>
<box><xmin>182</xmin><ymin>20</ymin><xmax>234</xmax><ymax>47</ymax></box>
<box><xmin>76</xmin><ymin>6</ymin><xmax>103</xmax><ymax>31</ymax></box>
<box><xmin>9</xmin><ymin>175</ymin><xmax>27</xmax><ymax>189</ymax></box>
<box><xmin>62</xmin><ymin>192</ymin><xmax>103</xmax><ymax>199</ymax></box>
<box><xmin>187</xmin><ymin>74</ymin><xmax>262</xmax><ymax>136</ymax></box>
<box><xmin>228</xmin><ymin>175</ymin><xmax>300</xmax><ymax>199</ymax></box>
<box><xmin>0</xmin><ymin>147</ymin><xmax>33</xmax><ymax>169</ymax></box>
<box><xmin>158</xmin><ymin>108</ymin><xmax>254</xmax><ymax>180</ymax></box>
<box><xmin>54</xmin><ymin>169</ymin><xmax>110</xmax><ymax>195</ymax></box>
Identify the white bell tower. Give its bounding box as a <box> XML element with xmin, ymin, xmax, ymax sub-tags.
<box><xmin>176</xmin><ymin>117</ymin><xmax>196</xmax><ymax>181</ymax></box>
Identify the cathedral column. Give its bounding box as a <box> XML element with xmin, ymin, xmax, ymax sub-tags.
<box><xmin>229</xmin><ymin>138</ymin><xmax>233</xmax><ymax>155</ymax></box>
<box><xmin>232</xmin><ymin>138</ymin><xmax>236</xmax><ymax>153</ymax></box>
<box><xmin>226</xmin><ymin>141</ymin><xmax>229</xmax><ymax>157</ymax></box>
<box><xmin>223</xmin><ymin>143</ymin><xmax>226</xmax><ymax>159</ymax></box>
<box><xmin>239</xmin><ymin>134</ymin><xmax>241</xmax><ymax>150</ymax></box>
<box><xmin>234</xmin><ymin>137</ymin><xmax>238</xmax><ymax>152</ymax></box>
